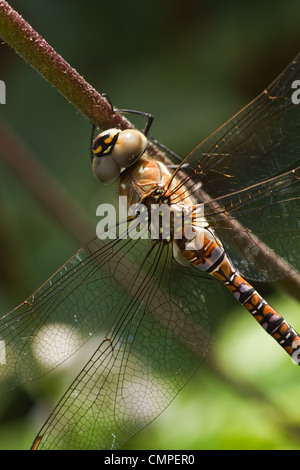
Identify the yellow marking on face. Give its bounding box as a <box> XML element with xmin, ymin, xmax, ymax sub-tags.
<box><xmin>103</xmin><ymin>146</ymin><xmax>112</xmax><ymax>154</ymax></box>
<box><xmin>104</xmin><ymin>135</ymin><xmax>114</xmax><ymax>144</ymax></box>
<box><xmin>94</xmin><ymin>144</ymin><xmax>102</xmax><ymax>155</ymax></box>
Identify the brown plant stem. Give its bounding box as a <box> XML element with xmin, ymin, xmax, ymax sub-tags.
<box><xmin>0</xmin><ymin>0</ymin><xmax>167</xmax><ymax>162</ymax></box>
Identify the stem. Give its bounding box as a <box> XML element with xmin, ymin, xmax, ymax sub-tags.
<box><xmin>0</xmin><ymin>0</ymin><xmax>167</xmax><ymax>161</ymax></box>
<box><xmin>0</xmin><ymin>2</ymin><xmax>110</xmax><ymax>127</ymax></box>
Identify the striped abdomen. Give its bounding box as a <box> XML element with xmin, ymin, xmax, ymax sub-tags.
<box><xmin>177</xmin><ymin>227</ymin><xmax>300</xmax><ymax>365</ymax></box>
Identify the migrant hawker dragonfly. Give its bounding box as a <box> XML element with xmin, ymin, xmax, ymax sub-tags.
<box><xmin>1</xmin><ymin>53</ymin><xmax>300</xmax><ymax>450</ymax></box>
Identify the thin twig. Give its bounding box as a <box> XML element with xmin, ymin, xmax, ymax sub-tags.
<box><xmin>0</xmin><ymin>0</ymin><xmax>168</xmax><ymax>162</ymax></box>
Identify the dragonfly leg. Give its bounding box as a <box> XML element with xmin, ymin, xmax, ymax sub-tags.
<box><xmin>90</xmin><ymin>123</ymin><xmax>96</xmax><ymax>161</ymax></box>
<box><xmin>101</xmin><ymin>93</ymin><xmax>154</xmax><ymax>136</ymax></box>
<box><xmin>148</xmin><ymin>134</ymin><xmax>183</xmax><ymax>164</ymax></box>
<box><xmin>97</xmin><ymin>94</ymin><xmax>182</xmax><ymax>165</ymax></box>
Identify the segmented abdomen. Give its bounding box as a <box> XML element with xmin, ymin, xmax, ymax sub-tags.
<box><xmin>220</xmin><ymin>268</ymin><xmax>300</xmax><ymax>364</ymax></box>
<box><xmin>183</xmin><ymin>227</ymin><xmax>300</xmax><ymax>365</ymax></box>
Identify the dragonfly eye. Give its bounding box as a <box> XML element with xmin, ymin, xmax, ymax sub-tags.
<box><xmin>92</xmin><ymin>128</ymin><xmax>148</xmax><ymax>184</ymax></box>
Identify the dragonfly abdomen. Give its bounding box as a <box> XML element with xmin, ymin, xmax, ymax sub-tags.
<box><xmin>178</xmin><ymin>227</ymin><xmax>300</xmax><ymax>365</ymax></box>
<box><xmin>219</xmin><ymin>266</ymin><xmax>300</xmax><ymax>364</ymax></box>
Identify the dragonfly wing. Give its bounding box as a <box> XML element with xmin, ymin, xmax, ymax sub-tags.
<box><xmin>181</xmin><ymin>53</ymin><xmax>300</xmax><ymax>281</ymax></box>
<box><xmin>31</xmin><ymin>241</ymin><xmax>224</xmax><ymax>450</ymax></box>
<box><xmin>0</xmin><ymin>234</ymin><xmax>150</xmax><ymax>393</ymax></box>
<box><xmin>204</xmin><ymin>167</ymin><xmax>300</xmax><ymax>281</ymax></box>
<box><xmin>185</xmin><ymin>52</ymin><xmax>300</xmax><ymax>195</ymax></box>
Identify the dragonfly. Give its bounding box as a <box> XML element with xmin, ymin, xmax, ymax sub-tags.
<box><xmin>1</xmin><ymin>53</ymin><xmax>300</xmax><ymax>450</ymax></box>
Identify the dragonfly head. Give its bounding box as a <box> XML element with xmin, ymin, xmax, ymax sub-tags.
<box><xmin>92</xmin><ymin>128</ymin><xmax>148</xmax><ymax>184</ymax></box>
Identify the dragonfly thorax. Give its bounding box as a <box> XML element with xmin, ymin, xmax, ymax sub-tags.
<box><xmin>120</xmin><ymin>158</ymin><xmax>172</xmax><ymax>205</ymax></box>
<box><xmin>119</xmin><ymin>156</ymin><xmax>209</xmax><ymax>246</ymax></box>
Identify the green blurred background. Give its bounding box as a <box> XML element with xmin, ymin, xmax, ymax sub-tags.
<box><xmin>0</xmin><ymin>0</ymin><xmax>300</xmax><ymax>450</ymax></box>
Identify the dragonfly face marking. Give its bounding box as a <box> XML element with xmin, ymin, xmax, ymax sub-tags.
<box><xmin>92</xmin><ymin>128</ymin><xmax>148</xmax><ymax>184</ymax></box>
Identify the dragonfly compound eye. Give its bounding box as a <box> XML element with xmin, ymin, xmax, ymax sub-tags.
<box><xmin>92</xmin><ymin>128</ymin><xmax>148</xmax><ymax>184</ymax></box>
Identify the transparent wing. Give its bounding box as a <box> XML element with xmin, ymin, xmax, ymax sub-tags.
<box><xmin>179</xmin><ymin>53</ymin><xmax>300</xmax><ymax>281</ymax></box>
<box><xmin>30</xmin><ymin>238</ymin><xmax>223</xmax><ymax>450</ymax></box>
<box><xmin>0</xmin><ymin>227</ymin><xmax>224</xmax><ymax>449</ymax></box>
<box><xmin>185</xmin><ymin>53</ymin><xmax>300</xmax><ymax>194</ymax></box>
<box><xmin>0</xmin><ymin>234</ymin><xmax>134</xmax><ymax>393</ymax></box>
<box><xmin>204</xmin><ymin>167</ymin><xmax>300</xmax><ymax>281</ymax></box>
